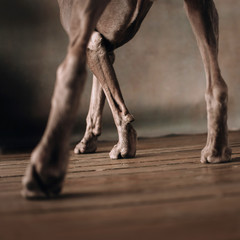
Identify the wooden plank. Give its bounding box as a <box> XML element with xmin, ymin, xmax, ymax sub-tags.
<box><xmin>1</xmin><ymin>131</ymin><xmax>240</xmax><ymax>240</ymax></box>
<box><xmin>1</xmin><ymin>196</ymin><xmax>240</xmax><ymax>240</ymax></box>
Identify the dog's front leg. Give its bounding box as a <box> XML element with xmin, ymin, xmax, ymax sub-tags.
<box><xmin>22</xmin><ymin>0</ymin><xmax>110</xmax><ymax>199</ymax></box>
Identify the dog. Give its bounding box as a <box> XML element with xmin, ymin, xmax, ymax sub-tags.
<box><xmin>22</xmin><ymin>0</ymin><xmax>232</xmax><ymax>199</ymax></box>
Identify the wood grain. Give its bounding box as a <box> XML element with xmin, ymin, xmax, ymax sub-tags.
<box><xmin>1</xmin><ymin>132</ymin><xmax>240</xmax><ymax>240</ymax></box>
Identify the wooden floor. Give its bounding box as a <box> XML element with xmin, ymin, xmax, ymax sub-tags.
<box><xmin>1</xmin><ymin>132</ymin><xmax>240</xmax><ymax>240</ymax></box>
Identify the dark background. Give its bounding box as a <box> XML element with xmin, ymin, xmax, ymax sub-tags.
<box><xmin>1</xmin><ymin>0</ymin><xmax>239</xmax><ymax>152</ymax></box>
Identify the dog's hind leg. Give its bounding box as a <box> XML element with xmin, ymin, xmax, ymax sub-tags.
<box><xmin>184</xmin><ymin>0</ymin><xmax>231</xmax><ymax>163</ymax></box>
<box><xmin>74</xmin><ymin>52</ymin><xmax>117</xmax><ymax>154</ymax></box>
<box><xmin>86</xmin><ymin>31</ymin><xmax>137</xmax><ymax>159</ymax></box>
<box><xmin>74</xmin><ymin>74</ymin><xmax>105</xmax><ymax>154</ymax></box>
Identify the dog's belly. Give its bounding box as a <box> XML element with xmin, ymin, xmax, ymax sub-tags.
<box><xmin>96</xmin><ymin>0</ymin><xmax>153</xmax><ymax>50</ymax></box>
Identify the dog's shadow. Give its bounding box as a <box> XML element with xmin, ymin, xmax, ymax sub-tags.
<box><xmin>58</xmin><ymin>191</ymin><xmax>105</xmax><ymax>200</ymax></box>
<box><xmin>230</xmin><ymin>156</ymin><xmax>240</xmax><ymax>163</ymax></box>
<box><xmin>44</xmin><ymin>190</ymin><xmax>123</xmax><ymax>201</ymax></box>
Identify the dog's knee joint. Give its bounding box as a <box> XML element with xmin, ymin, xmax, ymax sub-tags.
<box><xmin>87</xmin><ymin>32</ymin><xmax>105</xmax><ymax>53</ymax></box>
<box><xmin>205</xmin><ymin>82</ymin><xmax>228</xmax><ymax>107</ymax></box>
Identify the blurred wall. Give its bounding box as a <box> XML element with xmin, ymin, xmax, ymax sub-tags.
<box><xmin>0</xmin><ymin>0</ymin><xmax>240</xmax><ymax>150</ymax></box>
